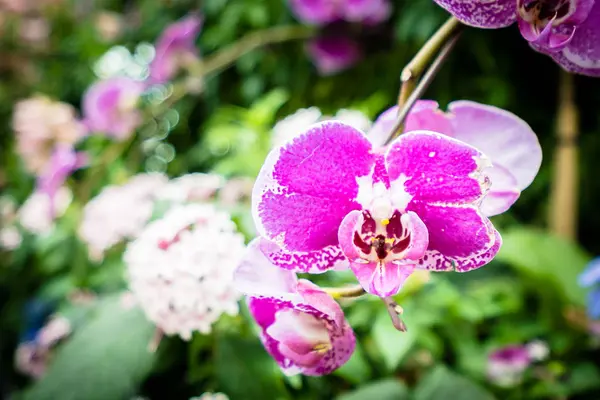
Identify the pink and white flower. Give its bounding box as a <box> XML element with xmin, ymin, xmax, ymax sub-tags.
<box><xmin>235</xmin><ymin>239</ymin><xmax>355</xmax><ymax>375</ymax></box>
<box><xmin>368</xmin><ymin>100</ymin><xmax>542</xmax><ymax>216</ymax></box>
<box><xmin>124</xmin><ymin>203</ymin><xmax>245</xmax><ymax>340</ymax></box>
<box><xmin>252</xmin><ymin>121</ymin><xmax>502</xmax><ymax>297</ymax></box>
<box><xmin>82</xmin><ymin>77</ymin><xmax>145</xmax><ymax>140</ymax></box>
<box><xmin>306</xmin><ymin>36</ymin><xmax>362</xmax><ymax>76</ymax></box>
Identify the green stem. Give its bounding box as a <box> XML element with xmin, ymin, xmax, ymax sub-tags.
<box><xmin>386</xmin><ymin>31</ymin><xmax>462</xmax><ymax>144</ymax></box>
<box><xmin>322</xmin><ymin>284</ymin><xmax>366</xmax><ymax>299</ymax></box>
<box><xmin>158</xmin><ymin>25</ymin><xmax>315</xmax><ymax>114</ymax></box>
<box><xmin>397</xmin><ymin>16</ymin><xmax>462</xmax><ymax>108</ymax></box>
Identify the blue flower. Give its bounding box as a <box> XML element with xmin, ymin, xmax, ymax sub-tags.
<box><xmin>579</xmin><ymin>258</ymin><xmax>600</xmax><ymax>319</ymax></box>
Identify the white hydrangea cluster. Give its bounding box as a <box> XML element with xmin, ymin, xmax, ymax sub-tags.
<box><xmin>157</xmin><ymin>173</ymin><xmax>224</xmax><ymax>204</ymax></box>
<box><xmin>124</xmin><ymin>203</ymin><xmax>245</xmax><ymax>340</ymax></box>
<box><xmin>79</xmin><ymin>173</ymin><xmax>168</xmax><ymax>260</ymax></box>
<box><xmin>271</xmin><ymin>107</ymin><xmax>371</xmax><ymax>147</ymax></box>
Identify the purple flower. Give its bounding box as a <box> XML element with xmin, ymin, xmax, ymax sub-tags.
<box><xmin>487</xmin><ymin>345</ymin><xmax>532</xmax><ymax>387</ymax></box>
<box><xmin>579</xmin><ymin>257</ymin><xmax>600</xmax><ymax>319</ymax></box>
<box><xmin>149</xmin><ymin>14</ymin><xmax>203</xmax><ymax>84</ymax></box>
<box><xmin>235</xmin><ymin>239</ymin><xmax>355</xmax><ymax>375</ymax></box>
<box><xmin>289</xmin><ymin>0</ymin><xmax>391</xmax><ymax>25</ymax></box>
<box><xmin>252</xmin><ymin>120</ymin><xmax>501</xmax><ymax>297</ymax></box>
<box><xmin>368</xmin><ymin>100</ymin><xmax>542</xmax><ymax>216</ymax></box>
<box><xmin>306</xmin><ymin>36</ymin><xmax>362</xmax><ymax>75</ymax></box>
<box><xmin>82</xmin><ymin>77</ymin><xmax>145</xmax><ymax>140</ymax></box>
<box><xmin>434</xmin><ymin>0</ymin><xmax>600</xmax><ymax>76</ymax></box>
<box><xmin>37</xmin><ymin>146</ymin><xmax>86</xmax><ymax>218</ymax></box>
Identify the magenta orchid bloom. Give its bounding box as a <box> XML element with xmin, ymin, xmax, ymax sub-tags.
<box><xmin>289</xmin><ymin>0</ymin><xmax>392</xmax><ymax>25</ymax></box>
<box><xmin>235</xmin><ymin>239</ymin><xmax>355</xmax><ymax>375</ymax></box>
<box><xmin>149</xmin><ymin>14</ymin><xmax>203</xmax><ymax>84</ymax></box>
<box><xmin>369</xmin><ymin>100</ymin><xmax>542</xmax><ymax>217</ymax></box>
<box><xmin>82</xmin><ymin>77</ymin><xmax>145</xmax><ymax>140</ymax></box>
<box><xmin>434</xmin><ymin>0</ymin><xmax>600</xmax><ymax>76</ymax></box>
<box><xmin>306</xmin><ymin>36</ymin><xmax>362</xmax><ymax>75</ymax></box>
<box><xmin>37</xmin><ymin>146</ymin><xmax>87</xmax><ymax>218</ymax></box>
<box><xmin>252</xmin><ymin>120</ymin><xmax>502</xmax><ymax>297</ymax></box>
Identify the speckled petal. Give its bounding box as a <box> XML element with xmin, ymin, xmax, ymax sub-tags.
<box><xmin>385</xmin><ymin>130</ymin><xmax>490</xmax><ymax>207</ymax></box>
<box><xmin>410</xmin><ymin>202</ymin><xmax>501</xmax><ymax>272</ymax></box>
<box><xmin>252</xmin><ymin>121</ymin><xmax>374</xmax><ymax>252</ymax></box>
<box><xmin>259</xmin><ymin>237</ymin><xmax>349</xmax><ymax>274</ymax></box>
<box><xmin>433</xmin><ymin>0</ymin><xmax>517</xmax><ymax>28</ymax></box>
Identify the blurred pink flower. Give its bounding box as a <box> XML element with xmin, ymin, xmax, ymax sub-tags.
<box><xmin>13</xmin><ymin>96</ymin><xmax>84</xmax><ymax>175</ymax></box>
<box><xmin>149</xmin><ymin>14</ymin><xmax>203</xmax><ymax>84</ymax></box>
<box><xmin>37</xmin><ymin>146</ymin><xmax>87</xmax><ymax>218</ymax></box>
<box><xmin>306</xmin><ymin>36</ymin><xmax>362</xmax><ymax>75</ymax></box>
<box><xmin>82</xmin><ymin>77</ymin><xmax>145</xmax><ymax>140</ymax></box>
<box><xmin>94</xmin><ymin>11</ymin><xmax>124</xmax><ymax>42</ymax></box>
<box><xmin>14</xmin><ymin>315</ymin><xmax>71</xmax><ymax>379</ymax></box>
<box><xmin>487</xmin><ymin>344</ymin><xmax>532</xmax><ymax>387</ymax></box>
<box><xmin>288</xmin><ymin>0</ymin><xmax>391</xmax><ymax>25</ymax></box>
<box><xmin>19</xmin><ymin>17</ymin><xmax>50</xmax><ymax>45</ymax></box>
<box><xmin>79</xmin><ymin>173</ymin><xmax>168</xmax><ymax>260</ymax></box>
<box><xmin>124</xmin><ymin>203</ymin><xmax>245</xmax><ymax>340</ymax></box>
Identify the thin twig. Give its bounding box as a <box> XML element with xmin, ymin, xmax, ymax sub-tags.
<box><xmin>383</xmin><ymin>297</ymin><xmax>407</xmax><ymax>332</ymax></box>
<box><xmin>385</xmin><ymin>32</ymin><xmax>461</xmax><ymax>144</ymax></box>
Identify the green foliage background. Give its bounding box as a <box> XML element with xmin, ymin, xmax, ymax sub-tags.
<box><xmin>1</xmin><ymin>0</ymin><xmax>600</xmax><ymax>399</ymax></box>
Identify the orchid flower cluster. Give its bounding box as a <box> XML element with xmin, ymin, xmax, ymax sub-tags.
<box><xmin>288</xmin><ymin>0</ymin><xmax>392</xmax><ymax>75</ymax></box>
<box><xmin>435</xmin><ymin>0</ymin><xmax>600</xmax><ymax>76</ymax></box>
<box><xmin>233</xmin><ymin>100</ymin><xmax>542</xmax><ymax>375</ymax></box>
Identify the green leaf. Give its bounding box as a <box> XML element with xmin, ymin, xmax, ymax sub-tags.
<box><xmin>413</xmin><ymin>365</ymin><xmax>495</xmax><ymax>400</ymax></box>
<box><xmin>215</xmin><ymin>335</ymin><xmax>288</xmax><ymax>400</ymax></box>
<box><xmin>372</xmin><ymin>310</ymin><xmax>416</xmax><ymax>371</ymax></box>
<box><xmin>336</xmin><ymin>378</ymin><xmax>409</xmax><ymax>400</ymax></box>
<box><xmin>24</xmin><ymin>297</ymin><xmax>156</xmax><ymax>400</ymax></box>
<box><xmin>496</xmin><ymin>227</ymin><xmax>591</xmax><ymax>305</ymax></box>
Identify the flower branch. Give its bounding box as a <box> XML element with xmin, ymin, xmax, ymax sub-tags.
<box><xmin>385</xmin><ymin>30</ymin><xmax>462</xmax><ymax>144</ymax></box>
<box><xmin>397</xmin><ymin>17</ymin><xmax>462</xmax><ymax>109</ymax></box>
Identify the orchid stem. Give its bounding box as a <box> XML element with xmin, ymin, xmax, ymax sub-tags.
<box><xmin>322</xmin><ymin>284</ymin><xmax>366</xmax><ymax>299</ymax></box>
<box><xmin>397</xmin><ymin>17</ymin><xmax>462</xmax><ymax>108</ymax></box>
<box><xmin>383</xmin><ymin>297</ymin><xmax>407</xmax><ymax>332</ymax></box>
<box><xmin>385</xmin><ymin>31</ymin><xmax>462</xmax><ymax>144</ymax></box>
<box><xmin>549</xmin><ymin>71</ymin><xmax>578</xmax><ymax>240</ymax></box>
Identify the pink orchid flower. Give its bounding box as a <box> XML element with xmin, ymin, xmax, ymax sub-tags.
<box><xmin>235</xmin><ymin>239</ymin><xmax>355</xmax><ymax>375</ymax></box>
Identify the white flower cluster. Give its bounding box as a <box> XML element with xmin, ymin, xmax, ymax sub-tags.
<box><xmin>124</xmin><ymin>203</ymin><xmax>245</xmax><ymax>340</ymax></box>
<box><xmin>79</xmin><ymin>173</ymin><xmax>168</xmax><ymax>260</ymax></box>
<box><xmin>190</xmin><ymin>393</ymin><xmax>229</xmax><ymax>400</ymax></box>
<box><xmin>156</xmin><ymin>173</ymin><xmax>224</xmax><ymax>204</ymax></box>
<box><xmin>271</xmin><ymin>107</ymin><xmax>371</xmax><ymax>147</ymax></box>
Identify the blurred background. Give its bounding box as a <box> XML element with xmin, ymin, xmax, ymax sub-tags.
<box><xmin>1</xmin><ymin>0</ymin><xmax>600</xmax><ymax>399</ymax></box>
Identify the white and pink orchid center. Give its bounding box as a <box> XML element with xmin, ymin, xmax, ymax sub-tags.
<box><xmin>352</xmin><ymin>209</ymin><xmax>420</xmax><ymax>265</ymax></box>
<box><xmin>267</xmin><ymin>309</ymin><xmax>332</xmax><ymax>368</ymax></box>
<box><xmin>518</xmin><ymin>0</ymin><xmax>573</xmax><ymax>28</ymax></box>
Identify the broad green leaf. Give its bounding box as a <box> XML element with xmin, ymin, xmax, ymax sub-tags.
<box><xmin>372</xmin><ymin>309</ymin><xmax>416</xmax><ymax>371</ymax></box>
<box><xmin>413</xmin><ymin>365</ymin><xmax>495</xmax><ymax>400</ymax></box>
<box><xmin>215</xmin><ymin>335</ymin><xmax>288</xmax><ymax>400</ymax></box>
<box><xmin>336</xmin><ymin>378</ymin><xmax>409</xmax><ymax>400</ymax></box>
<box><xmin>496</xmin><ymin>227</ymin><xmax>591</xmax><ymax>305</ymax></box>
<box><xmin>24</xmin><ymin>297</ymin><xmax>156</xmax><ymax>400</ymax></box>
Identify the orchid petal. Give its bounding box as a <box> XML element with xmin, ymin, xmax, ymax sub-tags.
<box><xmin>252</xmin><ymin>121</ymin><xmax>374</xmax><ymax>252</ymax></box>
<box><xmin>433</xmin><ymin>0</ymin><xmax>517</xmax><ymax>28</ymax></box>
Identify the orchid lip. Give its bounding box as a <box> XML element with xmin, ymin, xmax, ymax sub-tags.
<box><xmin>518</xmin><ymin>0</ymin><xmax>573</xmax><ymax>27</ymax></box>
<box><xmin>353</xmin><ymin>210</ymin><xmax>414</xmax><ymax>264</ymax></box>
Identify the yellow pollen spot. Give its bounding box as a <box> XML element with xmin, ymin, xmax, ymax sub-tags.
<box><xmin>313</xmin><ymin>343</ymin><xmax>331</xmax><ymax>353</ymax></box>
<box><xmin>371</xmin><ymin>237</ymin><xmax>377</xmax><ymax>243</ymax></box>
<box><xmin>381</xmin><ymin>218</ymin><xmax>390</xmax><ymax>226</ymax></box>
<box><xmin>385</xmin><ymin>238</ymin><xmax>395</xmax><ymax>244</ymax></box>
